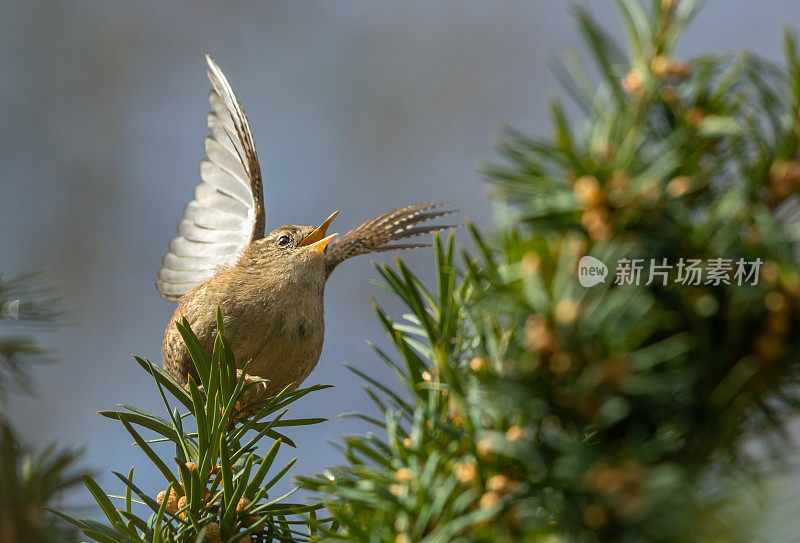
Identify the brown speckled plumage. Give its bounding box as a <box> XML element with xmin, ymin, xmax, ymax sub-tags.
<box><xmin>159</xmin><ymin>56</ymin><xmax>456</xmax><ymax>398</ymax></box>
<box><xmin>323</xmin><ymin>202</ymin><xmax>456</xmax><ymax>277</ymax></box>
<box><xmin>163</xmin><ymin>225</ymin><xmax>327</xmax><ymax>395</ymax></box>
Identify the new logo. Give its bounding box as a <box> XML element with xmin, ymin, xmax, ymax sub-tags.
<box><xmin>578</xmin><ymin>256</ymin><xmax>607</xmax><ymax>287</ymax></box>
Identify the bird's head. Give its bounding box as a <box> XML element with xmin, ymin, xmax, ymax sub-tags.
<box><xmin>238</xmin><ymin>210</ymin><xmax>339</xmax><ymax>277</ymax></box>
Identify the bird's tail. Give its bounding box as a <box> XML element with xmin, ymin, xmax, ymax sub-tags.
<box><xmin>324</xmin><ymin>202</ymin><xmax>458</xmax><ymax>276</ymax></box>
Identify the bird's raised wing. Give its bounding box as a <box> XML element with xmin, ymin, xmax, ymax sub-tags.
<box><xmin>324</xmin><ymin>202</ymin><xmax>457</xmax><ymax>277</ymax></box>
<box><xmin>157</xmin><ymin>55</ymin><xmax>265</xmax><ymax>301</ymax></box>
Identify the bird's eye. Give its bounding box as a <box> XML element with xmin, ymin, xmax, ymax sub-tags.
<box><xmin>277</xmin><ymin>235</ymin><xmax>291</xmax><ymax>247</ymax></box>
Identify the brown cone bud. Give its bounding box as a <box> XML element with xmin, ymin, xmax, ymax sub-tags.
<box><xmin>200</xmin><ymin>522</ymin><xmax>221</xmax><ymax>543</ymax></box>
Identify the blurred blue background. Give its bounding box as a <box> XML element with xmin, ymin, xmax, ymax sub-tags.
<box><xmin>1</xmin><ymin>0</ymin><xmax>799</xmax><ymax>526</ymax></box>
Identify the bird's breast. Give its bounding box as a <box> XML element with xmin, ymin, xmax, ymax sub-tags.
<box><xmin>224</xmin><ymin>274</ymin><xmax>326</xmax><ymax>393</ymax></box>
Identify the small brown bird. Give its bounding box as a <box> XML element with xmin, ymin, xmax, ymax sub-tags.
<box><xmin>158</xmin><ymin>55</ymin><xmax>454</xmax><ymax>395</ymax></box>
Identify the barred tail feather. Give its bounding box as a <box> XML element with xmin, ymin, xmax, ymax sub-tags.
<box><xmin>324</xmin><ymin>202</ymin><xmax>458</xmax><ymax>276</ymax></box>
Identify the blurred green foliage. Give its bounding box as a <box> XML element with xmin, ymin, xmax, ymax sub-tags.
<box><xmin>0</xmin><ymin>423</ymin><xmax>82</xmax><ymax>543</ymax></box>
<box><xmin>0</xmin><ymin>272</ymin><xmax>80</xmax><ymax>543</ymax></box>
<box><xmin>0</xmin><ymin>273</ymin><xmax>61</xmax><ymax>400</ymax></box>
<box><xmin>302</xmin><ymin>1</ymin><xmax>800</xmax><ymax>541</ymax></box>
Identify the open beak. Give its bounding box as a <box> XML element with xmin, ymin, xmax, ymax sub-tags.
<box><xmin>298</xmin><ymin>210</ymin><xmax>339</xmax><ymax>253</ymax></box>
<box><xmin>302</xmin><ymin>232</ymin><xmax>338</xmax><ymax>253</ymax></box>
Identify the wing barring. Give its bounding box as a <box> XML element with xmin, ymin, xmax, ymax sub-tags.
<box><xmin>156</xmin><ymin>55</ymin><xmax>266</xmax><ymax>301</ymax></box>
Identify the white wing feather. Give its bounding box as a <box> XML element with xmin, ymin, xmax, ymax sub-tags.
<box><xmin>156</xmin><ymin>55</ymin><xmax>265</xmax><ymax>301</ymax></box>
